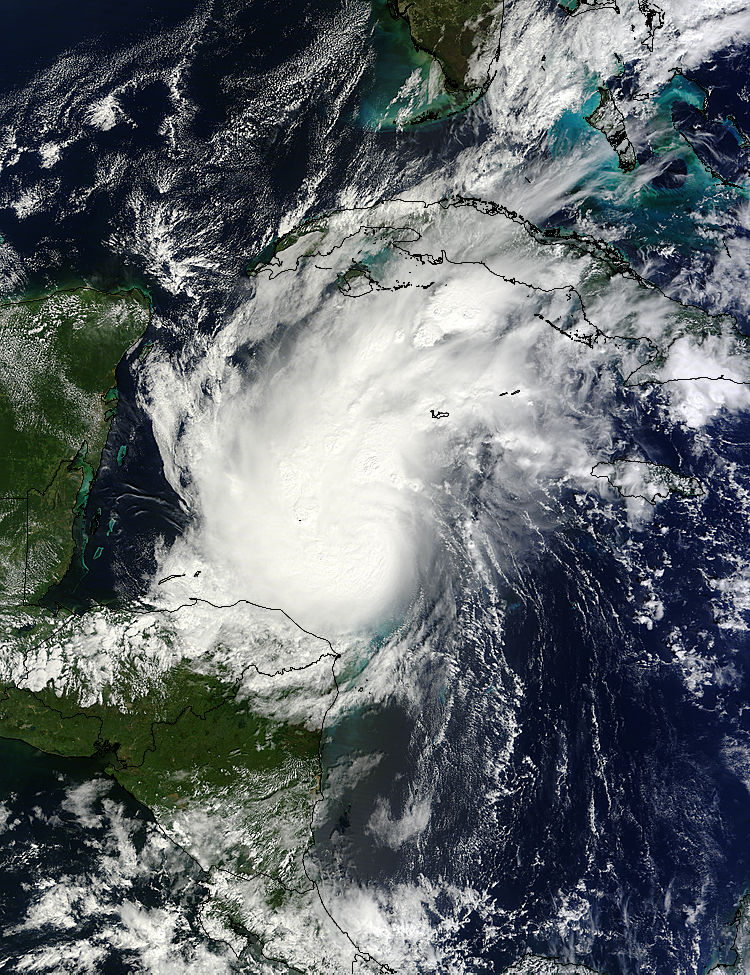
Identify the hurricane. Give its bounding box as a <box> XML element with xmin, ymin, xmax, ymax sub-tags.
<box><xmin>2</xmin><ymin>0</ymin><xmax>750</xmax><ymax>973</ymax></box>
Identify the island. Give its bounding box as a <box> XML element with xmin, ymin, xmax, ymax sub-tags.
<box><xmin>591</xmin><ymin>458</ymin><xmax>705</xmax><ymax>504</ymax></box>
<box><xmin>585</xmin><ymin>86</ymin><xmax>637</xmax><ymax>171</ymax></box>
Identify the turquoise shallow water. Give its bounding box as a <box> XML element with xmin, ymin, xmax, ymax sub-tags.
<box><xmin>546</xmin><ymin>71</ymin><xmax>749</xmax><ymax>288</ymax></box>
<box><xmin>354</xmin><ymin>0</ymin><xmax>474</xmax><ymax>129</ymax></box>
<box><xmin>3</xmin><ymin>1</ymin><xmax>750</xmax><ymax>972</ymax></box>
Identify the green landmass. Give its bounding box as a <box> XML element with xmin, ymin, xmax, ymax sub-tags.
<box><xmin>591</xmin><ymin>459</ymin><xmax>705</xmax><ymax>504</ymax></box>
<box><xmin>0</xmin><ymin>287</ymin><xmax>150</xmax><ymax>604</ymax></box>
<box><xmin>557</xmin><ymin>0</ymin><xmax>619</xmax><ymax>16</ymax></box>
<box><xmin>386</xmin><ymin>0</ymin><xmax>503</xmax><ymax>91</ymax></box>
<box><xmin>247</xmin><ymin>224</ymin><xmax>328</xmax><ymax>276</ymax></box>
<box><xmin>0</xmin><ymin>280</ymin><xmax>331</xmax><ymax>952</ymax></box>
<box><xmin>0</xmin><ymin>662</ymin><xmax>320</xmax><ymax>887</ymax></box>
<box><xmin>337</xmin><ymin>262</ymin><xmax>372</xmax><ymax>294</ymax></box>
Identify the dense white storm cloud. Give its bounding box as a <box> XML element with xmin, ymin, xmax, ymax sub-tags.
<box><xmin>140</xmin><ymin>199</ymin><xmax>750</xmax><ymax>638</ymax></box>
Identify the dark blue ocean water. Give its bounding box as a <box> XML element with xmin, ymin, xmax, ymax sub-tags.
<box><xmin>544</xmin><ymin>50</ymin><xmax>750</xmax><ymax>314</ymax></box>
<box><xmin>1</xmin><ymin>1</ymin><xmax>750</xmax><ymax>972</ymax></box>
<box><xmin>0</xmin><ymin>0</ymin><xmax>472</xmax><ymax>966</ymax></box>
<box><xmin>317</xmin><ymin>400</ymin><xmax>750</xmax><ymax>974</ymax></box>
<box><xmin>0</xmin><ymin>1</ymin><xmax>189</xmax><ymax>90</ymax></box>
<box><xmin>0</xmin><ymin>738</ymin><xmax>228</xmax><ymax>973</ymax></box>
